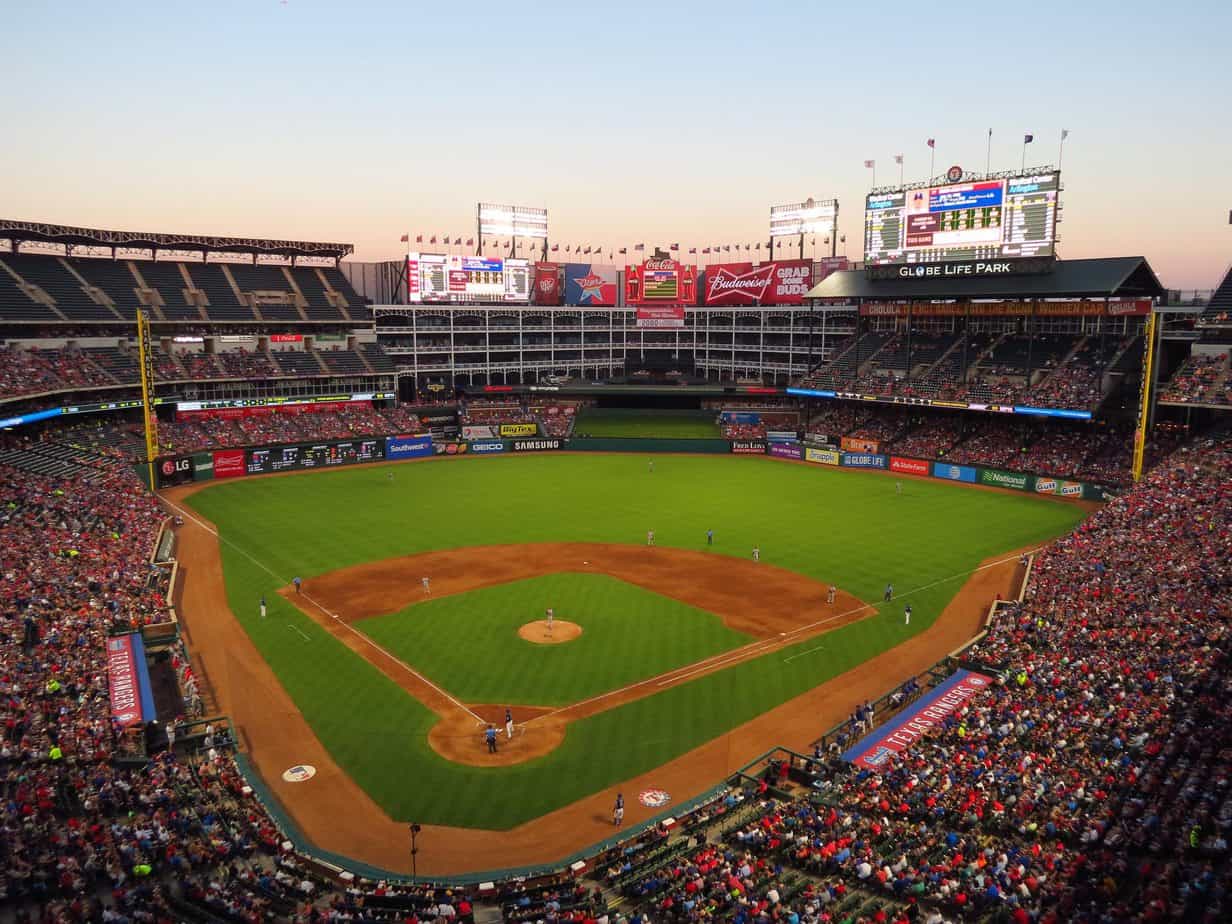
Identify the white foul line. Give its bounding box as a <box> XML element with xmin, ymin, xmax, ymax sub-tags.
<box><xmin>160</xmin><ymin>496</ymin><xmax>484</xmax><ymax>724</ymax></box>
<box><xmin>782</xmin><ymin>644</ymin><xmax>826</xmax><ymax>663</ymax></box>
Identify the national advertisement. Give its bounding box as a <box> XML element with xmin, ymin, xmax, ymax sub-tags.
<box><xmin>842</xmin><ymin>669</ymin><xmax>993</xmax><ymax>770</ymax></box>
<box><xmin>703</xmin><ymin>260</ymin><xmax>812</xmax><ymax>306</ymax></box>
<box><xmin>890</xmin><ymin>456</ymin><xmax>930</xmax><ymax>476</ymax></box>
<box><xmin>932</xmin><ymin>461</ymin><xmax>977</xmax><ymax>483</ymax></box>
<box><xmin>563</xmin><ymin>263</ymin><xmax>619</xmax><ymax>307</ymax></box>
<box><xmin>805</xmin><ymin>447</ymin><xmax>841</xmax><ymax>465</ymax></box>
<box><xmin>841</xmin><ymin>436</ymin><xmax>880</xmax><ymax>454</ymax></box>
<box><xmin>213</xmin><ymin>449</ymin><xmax>246</xmax><ymax>479</ymax></box>
<box><xmin>512</xmin><ymin>439</ymin><xmax>561</xmax><ymax>451</ymax></box>
<box><xmin>499</xmin><ymin>423</ymin><xmax>537</xmax><ymax>437</ymax></box>
<box><xmin>979</xmin><ymin>467</ymin><xmax>1033</xmax><ymax>491</ymax></box>
<box><xmin>841</xmin><ymin>452</ymin><xmax>888</xmax><ymax>469</ymax></box>
<box><xmin>769</xmin><ymin>442</ymin><xmax>803</xmax><ymax>460</ymax></box>
<box><xmin>386</xmin><ymin>435</ymin><xmax>434</xmax><ymax>460</ymax></box>
<box><xmin>730</xmin><ymin>441</ymin><xmax>766</xmax><ymax>454</ymax></box>
<box><xmin>462</xmin><ymin>425</ymin><xmax>496</xmax><ymax>440</ymax></box>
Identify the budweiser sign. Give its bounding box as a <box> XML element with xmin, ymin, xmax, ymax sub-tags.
<box><xmin>704</xmin><ymin>260</ymin><xmax>812</xmax><ymax>306</ymax></box>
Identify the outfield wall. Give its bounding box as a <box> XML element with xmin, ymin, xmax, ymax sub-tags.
<box><xmin>154</xmin><ymin>433</ymin><xmax>1114</xmax><ymax>501</ymax></box>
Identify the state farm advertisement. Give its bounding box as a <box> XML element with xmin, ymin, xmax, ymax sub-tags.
<box><xmin>704</xmin><ymin>260</ymin><xmax>812</xmax><ymax>306</ymax></box>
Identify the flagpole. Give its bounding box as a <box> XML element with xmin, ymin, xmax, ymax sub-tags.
<box><xmin>929</xmin><ymin>148</ymin><xmax>935</xmax><ymax>182</ymax></box>
<box><xmin>1021</xmin><ymin>140</ymin><xmax>1027</xmax><ymax>172</ymax></box>
<box><xmin>985</xmin><ymin>128</ymin><xmax>992</xmax><ymax>176</ymax></box>
<box><xmin>1058</xmin><ymin>129</ymin><xmax>1068</xmax><ymax>170</ymax></box>
<box><xmin>898</xmin><ymin>158</ymin><xmax>903</xmax><ymax>186</ymax></box>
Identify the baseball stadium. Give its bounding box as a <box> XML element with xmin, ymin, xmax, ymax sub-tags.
<box><xmin>4</xmin><ymin>9</ymin><xmax>1232</xmax><ymax>922</ymax></box>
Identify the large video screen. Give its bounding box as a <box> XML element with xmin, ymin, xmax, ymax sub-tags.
<box><xmin>864</xmin><ymin>171</ymin><xmax>1059</xmax><ymax>265</ymax></box>
<box><xmin>406</xmin><ymin>254</ymin><xmax>531</xmax><ymax>303</ymax></box>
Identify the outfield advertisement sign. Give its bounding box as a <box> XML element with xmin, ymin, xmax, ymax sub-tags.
<box><xmin>1034</xmin><ymin>477</ymin><xmax>1084</xmax><ymax>497</ymax></box>
<box><xmin>979</xmin><ymin>467</ymin><xmax>1032</xmax><ymax>491</ymax></box>
<box><xmin>213</xmin><ymin>449</ymin><xmax>246</xmax><ymax>479</ymax></box>
<box><xmin>499</xmin><ymin>423</ymin><xmax>537</xmax><ymax>437</ymax></box>
<box><xmin>769</xmin><ymin>442</ymin><xmax>803</xmax><ymax>460</ymax></box>
<box><xmin>462</xmin><ymin>425</ymin><xmax>496</xmax><ymax>440</ymax></box>
<box><xmin>767</xmin><ymin>430</ymin><xmax>799</xmax><ymax>442</ymax></box>
<box><xmin>841</xmin><ymin>452</ymin><xmax>888</xmax><ymax>469</ymax></box>
<box><xmin>730</xmin><ymin>441</ymin><xmax>767</xmax><ymax>454</ymax></box>
<box><xmin>470</xmin><ymin>440</ymin><xmax>506</xmax><ymax>454</ymax></box>
<box><xmin>386</xmin><ymin>435</ymin><xmax>434</xmax><ymax>460</ymax></box>
<box><xmin>890</xmin><ymin>456</ymin><xmax>931</xmax><ymax>476</ymax></box>
<box><xmin>191</xmin><ymin>452</ymin><xmax>214</xmax><ymax>481</ymax></box>
<box><xmin>512</xmin><ymin>439</ymin><xmax>561</xmax><ymax>451</ymax></box>
<box><xmin>244</xmin><ymin>439</ymin><xmax>384</xmax><ymax>476</ymax></box>
<box><xmin>841</xmin><ymin>436</ymin><xmax>880</xmax><ymax>454</ymax></box>
<box><xmin>842</xmin><ymin>669</ymin><xmax>993</xmax><ymax>770</ymax></box>
<box><xmin>805</xmin><ymin>447</ymin><xmax>841</xmax><ymax>465</ymax></box>
<box><xmin>156</xmin><ymin>455</ymin><xmax>193</xmax><ymax>488</ymax></box>
<box><xmin>434</xmin><ymin>441</ymin><xmax>470</xmax><ymax>456</ymax></box>
<box><xmin>932</xmin><ymin>462</ymin><xmax>978</xmax><ymax>483</ymax></box>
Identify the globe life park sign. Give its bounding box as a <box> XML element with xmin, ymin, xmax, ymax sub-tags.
<box><xmin>866</xmin><ymin>256</ymin><xmax>1056</xmax><ymax>281</ymax></box>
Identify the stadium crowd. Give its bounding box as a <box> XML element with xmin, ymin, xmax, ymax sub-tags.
<box><xmin>1159</xmin><ymin>353</ymin><xmax>1231</xmax><ymax>406</ymax></box>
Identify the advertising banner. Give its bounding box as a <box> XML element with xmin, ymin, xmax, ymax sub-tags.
<box><xmin>156</xmin><ymin>455</ymin><xmax>193</xmax><ymax>488</ymax></box>
<box><xmin>512</xmin><ymin>438</ymin><xmax>561</xmax><ymax>451</ymax></box>
<box><xmin>932</xmin><ymin>461</ymin><xmax>978</xmax><ymax>483</ymax></box>
<box><xmin>769</xmin><ymin>442</ymin><xmax>803</xmax><ymax>460</ymax></box>
<box><xmin>625</xmin><ymin>259</ymin><xmax>697</xmax><ymax>327</ymax></box>
<box><xmin>841</xmin><ymin>452</ymin><xmax>888</xmax><ymax>469</ymax></box>
<box><xmin>434</xmin><ymin>441</ymin><xmax>470</xmax><ymax>456</ymax></box>
<box><xmin>860</xmin><ymin>299</ymin><xmax>1152</xmax><ymax>318</ymax></box>
<box><xmin>805</xmin><ymin>447</ymin><xmax>841</xmax><ymax>465</ymax></box>
<box><xmin>191</xmin><ymin>452</ymin><xmax>215</xmax><ymax>481</ymax></box>
<box><xmin>469</xmin><ymin>440</ymin><xmax>506</xmax><ymax>454</ymax></box>
<box><xmin>417</xmin><ymin>412</ymin><xmax>457</xmax><ymax>428</ymax></box>
<box><xmin>533</xmin><ymin>262</ymin><xmax>562</xmax><ymax>305</ymax></box>
<box><xmin>767</xmin><ymin>430</ymin><xmax>799</xmax><ymax>442</ymax></box>
<box><xmin>213</xmin><ymin>449</ymin><xmax>246</xmax><ymax>479</ymax></box>
<box><xmin>564</xmin><ymin>263</ymin><xmax>619</xmax><ymax>306</ymax></box>
<box><xmin>979</xmin><ymin>467</ymin><xmax>1033</xmax><ymax>491</ymax></box>
<box><xmin>815</xmin><ymin>256</ymin><xmax>850</xmax><ymax>283</ymax></box>
<box><xmin>842</xmin><ymin>669</ymin><xmax>993</xmax><ymax>770</ymax></box>
<box><xmin>890</xmin><ymin>456</ymin><xmax>931</xmax><ymax>476</ymax></box>
<box><xmin>841</xmin><ymin>436</ymin><xmax>881</xmax><ymax>454</ymax></box>
<box><xmin>730</xmin><ymin>441</ymin><xmax>767</xmax><ymax>454</ymax></box>
<box><xmin>703</xmin><ymin>260</ymin><xmax>812</xmax><ymax>306</ymax></box>
<box><xmin>462</xmin><ymin>425</ymin><xmax>496</xmax><ymax>440</ymax></box>
<box><xmin>244</xmin><ymin>440</ymin><xmax>384</xmax><ymax>476</ymax></box>
<box><xmin>499</xmin><ymin>423</ymin><xmax>537</xmax><ymax>437</ymax></box>
<box><xmin>386</xmin><ymin>435</ymin><xmax>434</xmax><ymax>460</ymax></box>
<box><xmin>720</xmin><ymin>411</ymin><xmax>761</xmax><ymax>424</ymax></box>
<box><xmin>106</xmin><ymin>633</ymin><xmax>154</xmax><ymax>730</ymax></box>
<box><xmin>636</xmin><ymin>304</ymin><xmax>686</xmax><ymax>328</ymax></box>
<box><xmin>1033</xmin><ymin>477</ymin><xmax>1085</xmax><ymax>497</ymax></box>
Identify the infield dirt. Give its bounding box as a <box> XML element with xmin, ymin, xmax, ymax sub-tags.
<box><xmin>165</xmin><ymin>479</ymin><xmax>1029</xmax><ymax>876</ymax></box>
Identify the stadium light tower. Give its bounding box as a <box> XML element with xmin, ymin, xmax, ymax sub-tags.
<box><xmin>769</xmin><ymin>198</ymin><xmax>838</xmax><ymax>260</ymax></box>
<box><xmin>477</xmin><ymin>203</ymin><xmax>549</xmax><ymax>262</ymax></box>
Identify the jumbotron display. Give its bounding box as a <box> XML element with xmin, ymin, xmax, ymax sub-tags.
<box><xmin>864</xmin><ymin>170</ymin><xmax>1060</xmax><ymax>265</ymax></box>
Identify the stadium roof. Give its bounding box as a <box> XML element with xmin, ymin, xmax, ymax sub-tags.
<box><xmin>0</xmin><ymin>219</ymin><xmax>353</xmax><ymax>258</ymax></box>
<box><xmin>807</xmin><ymin>257</ymin><xmax>1166</xmax><ymax>301</ymax></box>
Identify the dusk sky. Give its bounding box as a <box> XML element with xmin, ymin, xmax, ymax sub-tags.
<box><xmin>2</xmin><ymin>0</ymin><xmax>1229</xmax><ymax>289</ymax></box>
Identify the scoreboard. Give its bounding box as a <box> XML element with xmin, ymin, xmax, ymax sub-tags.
<box><xmin>865</xmin><ymin>171</ymin><xmax>1059</xmax><ymax>265</ymax></box>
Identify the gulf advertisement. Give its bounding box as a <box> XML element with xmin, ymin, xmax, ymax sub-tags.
<box><xmin>932</xmin><ymin>461</ymin><xmax>978</xmax><ymax>483</ymax></box>
<box><xmin>890</xmin><ymin>456</ymin><xmax>931</xmax><ymax>476</ymax></box>
<box><xmin>1033</xmin><ymin>476</ymin><xmax>1085</xmax><ymax>498</ymax></box>
<box><xmin>385</xmin><ymin>435</ymin><xmax>434</xmax><ymax>460</ymax></box>
<box><xmin>840</xmin><ymin>452</ymin><xmax>888</xmax><ymax>469</ymax></box>
<box><xmin>841</xmin><ymin>436</ymin><xmax>880</xmax><ymax>454</ymax></box>
<box><xmin>805</xmin><ymin>447</ymin><xmax>841</xmax><ymax>465</ymax></box>
<box><xmin>730</xmin><ymin>441</ymin><xmax>767</xmax><ymax>454</ymax></box>
<box><xmin>703</xmin><ymin>260</ymin><xmax>812</xmax><ymax>306</ymax></box>
<box><xmin>769</xmin><ymin>442</ymin><xmax>804</xmax><ymax>460</ymax></box>
<box><xmin>842</xmin><ymin>669</ymin><xmax>993</xmax><ymax>770</ymax></box>
<box><xmin>563</xmin><ymin>263</ymin><xmax>619</xmax><ymax>307</ymax></box>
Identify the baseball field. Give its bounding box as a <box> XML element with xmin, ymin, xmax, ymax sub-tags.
<box><xmin>171</xmin><ymin>451</ymin><xmax>1088</xmax><ymax>872</ymax></box>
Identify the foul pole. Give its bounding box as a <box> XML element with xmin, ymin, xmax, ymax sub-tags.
<box><xmin>136</xmin><ymin>309</ymin><xmax>159</xmax><ymax>489</ymax></box>
<box><xmin>1131</xmin><ymin>310</ymin><xmax>1157</xmax><ymax>483</ymax></box>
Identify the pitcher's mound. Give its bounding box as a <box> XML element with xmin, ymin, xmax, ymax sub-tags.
<box><xmin>518</xmin><ymin>619</ymin><xmax>582</xmax><ymax>644</ymax></box>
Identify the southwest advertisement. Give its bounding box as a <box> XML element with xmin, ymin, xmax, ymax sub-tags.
<box><xmin>385</xmin><ymin>435</ymin><xmax>434</xmax><ymax>460</ymax></box>
<box><xmin>563</xmin><ymin>263</ymin><xmax>619</xmax><ymax>306</ymax></box>
<box><xmin>703</xmin><ymin>260</ymin><xmax>812</xmax><ymax>306</ymax></box>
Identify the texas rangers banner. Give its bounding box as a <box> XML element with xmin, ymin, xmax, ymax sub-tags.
<box><xmin>533</xmin><ymin>262</ymin><xmax>562</xmax><ymax>306</ymax></box>
<box><xmin>107</xmin><ymin>633</ymin><xmax>155</xmax><ymax>730</ymax></box>
<box><xmin>703</xmin><ymin>260</ymin><xmax>812</xmax><ymax>306</ymax></box>
<box><xmin>564</xmin><ymin>263</ymin><xmax>619</xmax><ymax>306</ymax></box>
<box><xmin>842</xmin><ymin>668</ymin><xmax>994</xmax><ymax>769</ymax></box>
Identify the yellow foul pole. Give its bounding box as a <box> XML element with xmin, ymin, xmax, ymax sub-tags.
<box><xmin>1131</xmin><ymin>310</ymin><xmax>1157</xmax><ymax>483</ymax></box>
<box><xmin>136</xmin><ymin>309</ymin><xmax>159</xmax><ymax>490</ymax></box>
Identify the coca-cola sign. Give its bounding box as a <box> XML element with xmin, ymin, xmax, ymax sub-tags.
<box><xmin>704</xmin><ymin>260</ymin><xmax>812</xmax><ymax>306</ymax></box>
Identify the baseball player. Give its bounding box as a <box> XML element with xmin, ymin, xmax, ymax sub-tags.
<box><xmin>505</xmin><ymin>707</ymin><xmax>514</xmax><ymax>740</ymax></box>
<box><xmin>706</xmin><ymin>528</ymin><xmax>714</xmax><ymax>546</ymax></box>
<box><xmin>648</xmin><ymin>459</ymin><xmax>654</xmax><ymax>474</ymax></box>
<box><xmin>422</xmin><ymin>576</ymin><xmax>431</xmax><ymax>595</ymax></box>
<box><xmin>827</xmin><ymin>585</ymin><xmax>836</xmax><ymax>605</ymax></box>
<box><xmin>292</xmin><ymin>576</ymin><xmax>302</xmax><ymax>594</ymax></box>
<box><xmin>485</xmin><ymin>725</ymin><xmax>497</xmax><ymax>754</ymax></box>
<box><xmin>613</xmin><ymin>793</ymin><xmax>625</xmax><ymax>826</ymax></box>
<box><xmin>259</xmin><ymin>596</ymin><xmax>267</xmax><ymax>619</ymax></box>
<box><xmin>545</xmin><ymin>607</ymin><xmax>554</xmax><ymax>634</ymax></box>
<box><xmin>896</xmin><ymin>481</ymin><xmax>902</xmax><ymax>495</ymax></box>
<box><xmin>647</xmin><ymin>529</ymin><xmax>655</xmax><ymax>547</ymax></box>
<box><xmin>387</xmin><ymin>470</ymin><xmax>394</xmax><ymax>483</ymax></box>
<box><xmin>752</xmin><ymin>545</ymin><xmax>760</xmax><ymax>562</ymax></box>
<box><xmin>884</xmin><ymin>582</ymin><xmax>893</xmax><ymax>602</ymax></box>
<box><xmin>904</xmin><ymin>604</ymin><xmax>912</xmax><ymax>626</ymax></box>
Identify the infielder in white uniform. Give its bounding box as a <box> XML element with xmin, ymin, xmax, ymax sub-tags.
<box><xmin>647</xmin><ymin>529</ymin><xmax>655</xmax><ymax>547</ymax></box>
<box><xmin>505</xmin><ymin>707</ymin><xmax>514</xmax><ymax>740</ymax></box>
<box><xmin>752</xmin><ymin>545</ymin><xmax>760</xmax><ymax>562</ymax></box>
<box><xmin>422</xmin><ymin>576</ymin><xmax>430</xmax><ymax>595</ymax></box>
<box><xmin>546</xmin><ymin>607</ymin><xmax>554</xmax><ymax>635</ymax></box>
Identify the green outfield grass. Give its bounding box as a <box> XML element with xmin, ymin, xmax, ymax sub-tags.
<box><xmin>573</xmin><ymin>407</ymin><xmax>721</xmax><ymax>438</ymax></box>
<box><xmin>186</xmin><ymin>453</ymin><xmax>1088</xmax><ymax>830</ymax></box>
<box><xmin>356</xmin><ymin>573</ymin><xmax>750</xmax><ymax>706</ymax></box>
